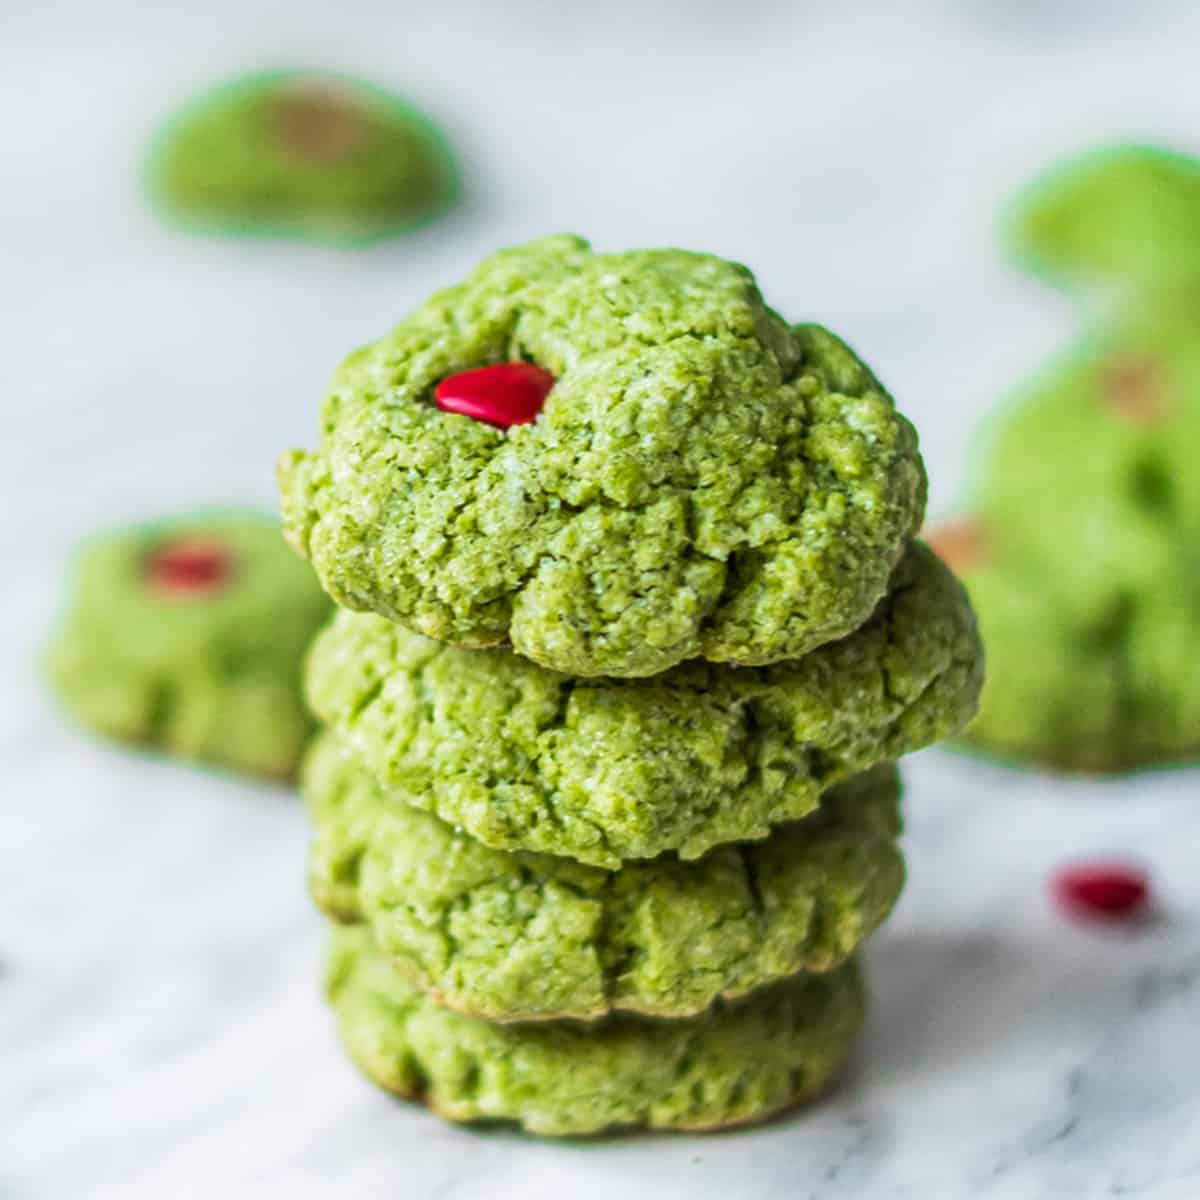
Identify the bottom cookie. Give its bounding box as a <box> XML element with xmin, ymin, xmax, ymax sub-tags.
<box><xmin>326</xmin><ymin>927</ymin><xmax>865</xmax><ymax>1137</ymax></box>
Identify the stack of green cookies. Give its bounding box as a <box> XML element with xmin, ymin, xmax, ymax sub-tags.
<box><xmin>279</xmin><ymin>236</ymin><xmax>983</xmax><ymax>1136</ymax></box>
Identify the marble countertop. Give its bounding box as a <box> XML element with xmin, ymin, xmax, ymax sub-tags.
<box><xmin>4</xmin><ymin>2</ymin><xmax>1200</xmax><ymax>1196</ymax></box>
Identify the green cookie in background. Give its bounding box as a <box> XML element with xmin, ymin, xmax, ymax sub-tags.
<box><xmin>47</xmin><ymin>512</ymin><xmax>332</xmax><ymax>780</ymax></box>
<box><xmin>1013</xmin><ymin>144</ymin><xmax>1200</xmax><ymax>294</ymax></box>
<box><xmin>932</xmin><ymin>145</ymin><xmax>1200</xmax><ymax>771</ymax></box>
<box><xmin>146</xmin><ymin>70</ymin><xmax>459</xmax><ymax>245</ymax></box>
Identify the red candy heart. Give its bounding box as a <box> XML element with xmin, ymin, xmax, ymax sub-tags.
<box><xmin>1051</xmin><ymin>861</ymin><xmax>1150</xmax><ymax>922</ymax></box>
<box><xmin>435</xmin><ymin>363</ymin><xmax>555</xmax><ymax>429</ymax></box>
<box><xmin>146</xmin><ymin>537</ymin><xmax>233</xmax><ymax>599</ymax></box>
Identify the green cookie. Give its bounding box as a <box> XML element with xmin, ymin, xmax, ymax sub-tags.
<box><xmin>306</xmin><ymin>539</ymin><xmax>979</xmax><ymax>865</ymax></box>
<box><xmin>305</xmin><ymin>734</ymin><xmax>902</xmax><ymax>1021</ymax></box>
<box><xmin>941</xmin><ymin>537</ymin><xmax>1200</xmax><ymax>772</ymax></box>
<box><xmin>945</xmin><ymin>561</ymin><xmax>1200</xmax><ymax>768</ymax></box>
<box><xmin>47</xmin><ymin>513</ymin><xmax>332</xmax><ymax>779</ymax></box>
<box><xmin>146</xmin><ymin>70</ymin><xmax>458</xmax><ymax>244</ymax></box>
<box><xmin>280</xmin><ymin>234</ymin><xmax>927</xmax><ymax>677</ymax></box>
<box><xmin>972</xmin><ymin>297</ymin><xmax>1200</xmax><ymax>572</ymax></box>
<box><xmin>326</xmin><ymin>927</ymin><xmax>864</xmax><ymax>1136</ymax></box>
<box><xmin>935</xmin><ymin>256</ymin><xmax>1200</xmax><ymax>770</ymax></box>
<box><xmin>1009</xmin><ymin>144</ymin><xmax>1200</xmax><ymax>293</ymax></box>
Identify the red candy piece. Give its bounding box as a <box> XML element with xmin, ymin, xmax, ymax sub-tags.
<box><xmin>146</xmin><ymin>537</ymin><xmax>233</xmax><ymax>599</ymax></box>
<box><xmin>1052</xmin><ymin>861</ymin><xmax>1150</xmax><ymax>922</ymax></box>
<box><xmin>435</xmin><ymin>363</ymin><xmax>555</xmax><ymax>429</ymax></box>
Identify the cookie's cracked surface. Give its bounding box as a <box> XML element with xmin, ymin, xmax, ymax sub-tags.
<box><xmin>307</xmin><ymin>539</ymin><xmax>980</xmax><ymax>865</ymax></box>
<box><xmin>326</xmin><ymin>926</ymin><xmax>864</xmax><ymax>1136</ymax></box>
<box><xmin>306</xmin><ymin>735</ymin><xmax>902</xmax><ymax>1021</ymax></box>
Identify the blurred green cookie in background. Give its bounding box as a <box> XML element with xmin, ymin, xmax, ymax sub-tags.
<box><xmin>325</xmin><ymin>926</ymin><xmax>865</xmax><ymax>1137</ymax></box>
<box><xmin>146</xmin><ymin>70</ymin><xmax>459</xmax><ymax>244</ymax></box>
<box><xmin>47</xmin><ymin>512</ymin><xmax>332</xmax><ymax>780</ymax></box>
<box><xmin>1008</xmin><ymin>143</ymin><xmax>1200</xmax><ymax>294</ymax></box>
<box><xmin>930</xmin><ymin>515</ymin><xmax>1200</xmax><ymax>773</ymax></box>
<box><xmin>930</xmin><ymin>231</ymin><xmax>1200</xmax><ymax>770</ymax></box>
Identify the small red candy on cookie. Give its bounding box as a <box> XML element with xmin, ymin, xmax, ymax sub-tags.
<box><xmin>435</xmin><ymin>363</ymin><xmax>555</xmax><ymax>429</ymax></box>
<box><xmin>146</xmin><ymin>537</ymin><xmax>233</xmax><ymax>599</ymax></box>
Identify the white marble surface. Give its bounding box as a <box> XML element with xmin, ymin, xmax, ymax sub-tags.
<box><xmin>4</xmin><ymin>2</ymin><xmax>1200</xmax><ymax>1196</ymax></box>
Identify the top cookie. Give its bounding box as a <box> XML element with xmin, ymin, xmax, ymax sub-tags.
<box><xmin>279</xmin><ymin>235</ymin><xmax>927</xmax><ymax>676</ymax></box>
